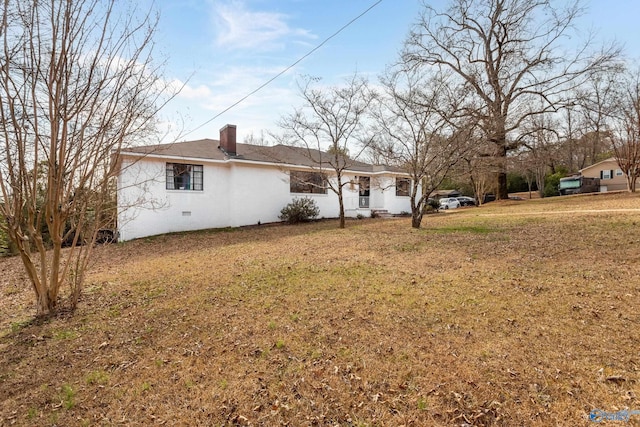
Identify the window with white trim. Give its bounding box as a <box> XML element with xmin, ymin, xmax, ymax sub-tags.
<box><xmin>601</xmin><ymin>169</ymin><xmax>613</xmax><ymax>180</ymax></box>
<box><xmin>290</xmin><ymin>171</ymin><xmax>327</xmax><ymax>194</ymax></box>
<box><xmin>396</xmin><ymin>177</ymin><xmax>411</xmax><ymax>197</ymax></box>
<box><xmin>166</xmin><ymin>163</ymin><xmax>203</xmax><ymax>190</ymax></box>
<box><xmin>616</xmin><ymin>169</ymin><xmax>624</xmax><ymax>177</ymax></box>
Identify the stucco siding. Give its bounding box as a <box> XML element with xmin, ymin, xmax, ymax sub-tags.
<box><xmin>117</xmin><ymin>156</ymin><xmax>413</xmax><ymax>241</ymax></box>
<box><xmin>227</xmin><ymin>163</ymin><xmax>287</xmax><ymax>226</ymax></box>
<box><xmin>117</xmin><ymin>157</ymin><xmax>233</xmax><ymax>241</ymax></box>
<box><xmin>380</xmin><ymin>176</ymin><xmax>413</xmax><ymax>214</ymax></box>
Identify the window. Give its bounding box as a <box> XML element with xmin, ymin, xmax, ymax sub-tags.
<box><xmin>358</xmin><ymin>176</ymin><xmax>370</xmax><ymax>197</ymax></box>
<box><xmin>559</xmin><ymin>178</ymin><xmax>581</xmax><ymax>189</ymax></box>
<box><xmin>396</xmin><ymin>177</ymin><xmax>411</xmax><ymax>197</ymax></box>
<box><xmin>600</xmin><ymin>169</ymin><xmax>613</xmax><ymax>180</ymax></box>
<box><xmin>616</xmin><ymin>169</ymin><xmax>624</xmax><ymax>177</ymax></box>
<box><xmin>166</xmin><ymin>163</ymin><xmax>203</xmax><ymax>190</ymax></box>
<box><xmin>358</xmin><ymin>176</ymin><xmax>370</xmax><ymax>208</ymax></box>
<box><xmin>290</xmin><ymin>171</ymin><xmax>327</xmax><ymax>194</ymax></box>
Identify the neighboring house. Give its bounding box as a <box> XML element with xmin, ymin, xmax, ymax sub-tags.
<box><xmin>580</xmin><ymin>157</ymin><xmax>635</xmax><ymax>192</ymax></box>
<box><xmin>432</xmin><ymin>189</ymin><xmax>462</xmax><ymax>199</ymax></box>
<box><xmin>116</xmin><ymin>125</ymin><xmax>413</xmax><ymax>241</ymax></box>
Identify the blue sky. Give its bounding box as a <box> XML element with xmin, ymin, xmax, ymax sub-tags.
<box><xmin>150</xmin><ymin>0</ymin><xmax>640</xmax><ymax>144</ymax></box>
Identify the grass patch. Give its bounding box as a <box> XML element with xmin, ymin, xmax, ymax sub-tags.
<box><xmin>60</xmin><ymin>384</ymin><xmax>75</xmax><ymax>410</ymax></box>
<box><xmin>85</xmin><ymin>370</ymin><xmax>109</xmax><ymax>386</ymax></box>
<box><xmin>10</xmin><ymin>319</ymin><xmax>32</xmax><ymax>334</ymax></box>
<box><xmin>430</xmin><ymin>224</ymin><xmax>496</xmax><ymax>234</ymax></box>
<box><xmin>0</xmin><ymin>192</ymin><xmax>639</xmax><ymax>425</ymax></box>
<box><xmin>52</xmin><ymin>329</ymin><xmax>77</xmax><ymax>340</ymax></box>
<box><xmin>26</xmin><ymin>407</ymin><xmax>37</xmax><ymax>419</ymax></box>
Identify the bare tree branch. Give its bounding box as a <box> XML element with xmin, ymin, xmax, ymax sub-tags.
<box><xmin>276</xmin><ymin>74</ymin><xmax>375</xmax><ymax>228</ymax></box>
<box><xmin>0</xmin><ymin>0</ymin><xmax>173</xmax><ymax>315</ymax></box>
<box><xmin>371</xmin><ymin>67</ymin><xmax>476</xmax><ymax>228</ymax></box>
<box><xmin>402</xmin><ymin>0</ymin><xmax>620</xmax><ymax>199</ymax></box>
<box><xmin>610</xmin><ymin>67</ymin><xmax>640</xmax><ymax>192</ymax></box>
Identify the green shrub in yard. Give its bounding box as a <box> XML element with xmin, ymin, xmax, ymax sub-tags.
<box><xmin>423</xmin><ymin>198</ymin><xmax>440</xmax><ymax>213</ymax></box>
<box><xmin>544</xmin><ymin>172</ymin><xmax>563</xmax><ymax>197</ymax></box>
<box><xmin>279</xmin><ymin>197</ymin><xmax>320</xmax><ymax>224</ymax></box>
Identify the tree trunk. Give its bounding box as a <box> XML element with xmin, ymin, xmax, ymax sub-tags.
<box><xmin>470</xmin><ymin>174</ymin><xmax>483</xmax><ymax>206</ymax></box>
<box><xmin>628</xmin><ymin>175</ymin><xmax>637</xmax><ymax>192</ymax></box>
<box><xmin>536</xmin><ymin>174</ymin><xmax>545</xmax><ymax>198</ymax></box>
<box><xmin>497</xmin><ymin>171</ymin><xmax>508</xmax><ymax>200</ymax></box>
<box><xmin>411</xmin><ymin>210</ymin><xmax>422</xmax><ymax>228</ymax></box>
<box><xmin>337</xmin><ymin>184</ymin><xmax>345</xmax><ymax>229</ymax></box>
<box><xmin>495</xmin><ymin>143</ymin><xmax>509</xmax><ymax>199</ymax></box>
<box><xmin>409</xmin><ymin>193</ymin><xmax>422</xmax><ymax>229</ymax></box>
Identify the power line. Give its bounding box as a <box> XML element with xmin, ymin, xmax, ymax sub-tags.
<box><xmin>181</xmin><ymin>0</ymin><xmax>384</xmax><ymax>139</ymax></box>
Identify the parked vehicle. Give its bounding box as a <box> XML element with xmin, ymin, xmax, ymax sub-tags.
<box><xmin>439</xmin><ymin>197</ymin><xmax>461</xmax><ymax>209</ymax></box>
<box><xmin>483</xmin><ymin>193</ymin><xmax>496</xmax><ymax>203</ymax></box>
<box><xmin>558</xmin><ymin>175</ymin><xmax>600</xmax><ymax>195</ymax></box>
<box><xmin>456</xmin><ymin>196</ymin><xmax>476</xmax><ymax>206</ymax></box>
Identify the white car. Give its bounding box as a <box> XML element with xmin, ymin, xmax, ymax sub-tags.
<box><xmin>439</xmin><ymin>197</ymin><xmax>461</xmax><ymax>210</ymax></box>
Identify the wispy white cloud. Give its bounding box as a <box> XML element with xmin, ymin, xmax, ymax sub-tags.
<box><xmin>211</xmin><ymin>1</ymin><xmax>315</xmax><ymax>51</ymax></box>
<box><xmin>198</xmin><ymin>66</ymin><xmax>299</xmax><ymax>116</ymax></box>
<box><xmin>170</xmin><ymin>79</ymin><xmax>213</xmax><ymax>100</ymax></box>
<box><xmin>162</xmin><ymin>65</ymin><xmax>302</xmax><ymax>142</ymax></box>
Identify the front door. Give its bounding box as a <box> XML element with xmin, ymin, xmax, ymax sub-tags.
<box><xmin>359</xmin><ymin>176</ymin><xmax>370</xmax><ymax>208</ymax></box>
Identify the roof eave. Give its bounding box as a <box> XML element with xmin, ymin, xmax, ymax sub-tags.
<box><xmin>118</xmin><ymin>150</ymin><xmax>410</xmax><ymax>176</ymax></box>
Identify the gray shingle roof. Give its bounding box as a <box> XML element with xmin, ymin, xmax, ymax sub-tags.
<box><xmin>121</xmin><ymin>139</ymin><xmax>404</xmax><ymax>173</ymax></box>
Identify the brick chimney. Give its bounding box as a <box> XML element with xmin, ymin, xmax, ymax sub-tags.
<box><xmin>219</xmin><ymin>124</ymin><xmax>237</xmax><ymax>156</ymax></box>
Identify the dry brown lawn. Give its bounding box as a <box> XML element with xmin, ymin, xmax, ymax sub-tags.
<box><xmin>1</xmin><ymin>192</ymin><xmax>640</xmax><ymax>426</ymax></box>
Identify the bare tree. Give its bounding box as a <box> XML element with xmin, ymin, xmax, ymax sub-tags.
<box><xmin>510</xmin><ymin>152</ymin><xmax>536</xmax><ymax>198</ymax></box>
<box><xmin>458</xmin><ymin>141</ymin><xmax>498</xmax><ymax>204</ymax></box>
<box><xmin>556</xmin><ymin>103</ymin><xmax>608</xmax><ymax>173</ymax></box>
<box><xmin>371</xmin><ymin>68</ymin><xmax>471</xmax><ymax>228</ymax></box>
<box><xmin>277</xmin><ymin>75</ymin><xmax>375</xmax><ymax>228</ymax></box>
<box><xmin>562</xmin><ymin>69</ymin><xmax>621</xmax><ymax>169</ymax></box>
<box><xmin>403</xmin><ymin>0</ymin><xmax>619</xmax><ymax>199</ymax></box>
<box><xmin>611</xmin><ymin>68</ymin><xmax>640</xmax><ymax>192</ymax></box>
<box><xmin>243</xmin><ymin>130</ymin><xmax>270</xmax><ymax>146</ymax></box>
<box><xmin>520</xmin><ymin>109</ymin><xmax>563</xmax><ymax>197</ymax></box>
<box><xmin>530</xmin><ymin>142</ymin><xmax>555</xmax><ymax>197</ymax></box>
<box><xmin>0</xmin><ymin>0</ymin><xmax>171</xmax><ymax>315</ymax></box>
<box><xmin>560</xmin><ymin>105</ymin><xmax>579</xmax><ymax>173</ymax></box>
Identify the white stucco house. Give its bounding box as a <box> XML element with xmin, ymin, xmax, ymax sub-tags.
<box><xmin>116</xmin><ymin>125</ymin><xmax>413</xmax><ymax>241</ymax></box>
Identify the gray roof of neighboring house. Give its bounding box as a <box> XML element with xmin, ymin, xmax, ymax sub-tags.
<box><xmin>432</xmin><ymin>189</ymin><xmax>462</xmax><ymax>197</ymax></box>
<box><xmin>120</xmin><ymin>139</ymin><xmax>404</xmax><ymax>174</ymax></box>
